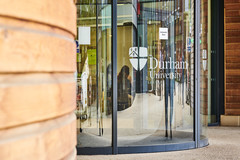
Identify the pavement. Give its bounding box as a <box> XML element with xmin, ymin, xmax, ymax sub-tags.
<box><xmin>77</xmin><ymin>126</ymin><xmax>240</xmax><ymax>160</ymax></box>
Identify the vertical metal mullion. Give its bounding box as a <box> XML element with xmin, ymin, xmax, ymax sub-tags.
<box><xmin>194</xmin><ymin>0</ymin><xmax>201</xmax><ymax>148</ymax></box>
<box><xmin>112</xmin><ymin>0</ymin><xmax>118</xmax><ymax>155</ymax></box>
<box><xmin>96</xmin><ymin>0</ymin><xmax>99</xmax><ymax>136</ymax></box>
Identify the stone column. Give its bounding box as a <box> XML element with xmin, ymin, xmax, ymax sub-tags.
<box><xmin>0</xmin><ymin>1</ymin><xmax>77</xmax><ymax>159</ymax></box>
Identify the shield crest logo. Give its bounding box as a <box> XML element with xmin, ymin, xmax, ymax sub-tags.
<box><xmin>129</xmin><ymin>47</ymin><xmax>148</xmax><ymax>71</ymax></box>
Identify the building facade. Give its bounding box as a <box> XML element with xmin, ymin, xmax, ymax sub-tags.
<box><xmin>0</xmin><ymin>0</ymin><xmax>239</xmax><ymax>159</ymax></box>
<box><xmin>222</xmin><ymin>0</ymin><xmax>240</xmax><ymax>126</ymax></box>
<box><xmin>75</xmin><ymin>0</ymin><xmax>240</xmax><ymax>155</ymax></box>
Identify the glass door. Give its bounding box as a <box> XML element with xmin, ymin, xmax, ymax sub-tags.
<box><xmin>76</xmin><ymin>0</ymin><xmax>112</xmax><ymax>151</ymax></box>
<box><xmin>75</xmin><ymin>0</ymin><xmax>209</xmax><ymax>155</ymax></box>
<box><xmin>209</xmin><ymin>0</ymin><xmax>220</xmax><ymax>125</ymax></box>
<box><xmin>117</xmin><ymin>0</ymin><xmax>195</xmax><ymax>147</ymax></box>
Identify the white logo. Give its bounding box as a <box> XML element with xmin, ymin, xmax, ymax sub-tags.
<box><xmin>129</xmin><ymin>47</ymin><xmax>148</xmax><ymax>71</ymax></box>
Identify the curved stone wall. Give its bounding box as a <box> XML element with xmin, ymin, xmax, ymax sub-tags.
<box><xmin>0</xmin><ymin>1</ymin><xmax>77</xmax><ymax>159</ymax></box>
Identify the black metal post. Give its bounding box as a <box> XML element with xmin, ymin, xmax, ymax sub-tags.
<box><xmin>112</xmin><ymin>0</ymin><xmax>118</xmax><ymax>154</ymax></box>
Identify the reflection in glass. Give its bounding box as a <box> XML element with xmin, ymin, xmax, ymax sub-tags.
<box><xmin>75</xmin><ymin>0</ymin><xmax>207</xmax><ymax>150</ymax></box>
<box><xmin>117</xmin><ymin>66</ymin><xmax>132</xmax><ymax>111</ymax></box>
<box><xmin>117</xmin><ymin>0</ymin><xmax>195</xmax><ymax>146</ymax></box>
<box><xmin>200</xmin><ymin>0</ymin><xmax>210</xmax><ymax>139</ymax></box>
<box><xmin>75</xmin><ymin>0</ymin><xmax>112</xmax><ymax>147</ymax></box>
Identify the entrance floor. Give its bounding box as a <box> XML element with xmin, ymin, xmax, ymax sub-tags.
<box><xmin>77</xmin><ymin>82</ymin><xmax>194</xmax><ymax>148</ymax></box>
<box><xmin>77</xmin><ymin>127</ymin><xmax>240</xmax><ymax>159</ymax></box>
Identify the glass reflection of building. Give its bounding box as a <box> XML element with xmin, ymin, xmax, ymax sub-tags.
<box><xmin>75</xmin><ymin>0</ymin><xmax>209</xmax><ymax>154</ymax></box>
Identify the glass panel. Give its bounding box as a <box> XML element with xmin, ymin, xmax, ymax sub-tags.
<box><xmin>117</xmin><ymin>0</ymin><xmax>195</xmax><ymax>146</ymax></box>
<box><xmin>200</xmin><ymin>0</ymin><xmax>209</xmax><ymax>138</ymax></box>
<box><xmin>75</xmin><ymin>0</ymin><xmax>112</xmax><ymax>147</ymax></box>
